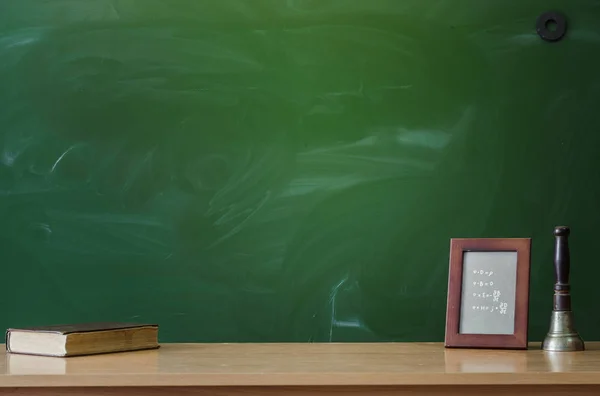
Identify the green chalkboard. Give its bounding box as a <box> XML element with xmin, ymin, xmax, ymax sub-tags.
<box><xmin>2</xmin><ymin>0</ymin><xmax>600</xmax><ymax>343</ymax></box>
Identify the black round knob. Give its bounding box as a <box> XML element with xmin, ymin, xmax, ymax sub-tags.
<box><xmin>554</xmin><ymin>226</ymin><xmax>570</xmax><ymax>237</ymax></box>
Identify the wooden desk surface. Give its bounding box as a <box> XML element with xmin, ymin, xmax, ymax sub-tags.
<box><xmin>2</xmin><ymin>342</ymin><xmax>600</xmax><ymax>388</ymax></box>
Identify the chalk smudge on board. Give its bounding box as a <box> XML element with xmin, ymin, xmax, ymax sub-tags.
<box><xmin>328</xmin><ymin>274</ymin><xmax>347</xmax><ymax>341</ymax></box>
<box><xmin>50</xmin><ymin>144</ymin><xmax>81</xmax><ymax>173</ymax></box>
<box><xmin>278</xmin><ymin>127</ymin><xmax>452</xmax><ymax>198</ymax></box>
<box><xmin>42</xmin><ymin>209</ymin><xmax>173</xmax><ymax>257</ymax></box>
<box><xmin>208</xmin><ymin>190</ymin><xmax>272</xmax><ymax>248</ymax></box>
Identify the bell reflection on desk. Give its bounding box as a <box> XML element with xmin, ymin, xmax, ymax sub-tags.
<box><xmin>444</xmin><ymin>349</ymin><xmax>527</xmax><ymax>373</ymax></box>
<box><xmin>544</xmin><ymin>351</ymin><xmax>576</xmax><ymax>372</ymax></box>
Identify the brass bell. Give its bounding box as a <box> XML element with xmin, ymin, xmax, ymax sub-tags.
<box><xmin>541</xmin><ymin>226</ymin><xmax>584</xmax><ymax>352</ymax></box>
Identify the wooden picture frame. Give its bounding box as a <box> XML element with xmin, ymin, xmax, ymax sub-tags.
<box><xmin>444</xmin><ymin>238</ymin><xmax>531</xmax><ymax>349</ymax></box>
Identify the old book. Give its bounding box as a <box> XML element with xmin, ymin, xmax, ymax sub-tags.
<box><xmin>5</xmin><ymin>322</ymin><xmax>159</xmax><ymax>357</ymax></box>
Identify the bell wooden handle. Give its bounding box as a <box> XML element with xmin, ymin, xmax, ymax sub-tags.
<box><xmin>553</xmin><ymin>226</ymin><xmax>571</xmax><ymax>311</ymax></box>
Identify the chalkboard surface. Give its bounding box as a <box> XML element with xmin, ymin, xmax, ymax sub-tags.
<box><xmin>460</xmin><ymin>252</ymin><xmax>517</xmax><ymax>335</ymax></box>
<box><xmin>2</xmin><ymin>1</ymin><xmax>600</xmax><ymax>343</ymax></box>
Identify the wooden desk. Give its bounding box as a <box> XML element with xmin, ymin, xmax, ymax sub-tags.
<box><xmin>2</xmin><ymin>342</ymin><xmax>600</xmax><ymax>395</ymax></box>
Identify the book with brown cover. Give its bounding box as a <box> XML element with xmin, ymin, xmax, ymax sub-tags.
<box><xmin>5</xmin><ymin>322</ymin><xmax>159</xmax><ymax>357</ymax></box>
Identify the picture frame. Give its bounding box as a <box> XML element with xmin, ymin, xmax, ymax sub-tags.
<box><xmin>444</xmin><ymin>238</ymin><xmax>532</xmax><ymax>349</ymax></box>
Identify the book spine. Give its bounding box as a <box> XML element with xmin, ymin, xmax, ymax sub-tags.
<box><xmin>5</xmin><ymin>330</ymin><xmax>11</xmax><ymax>352</ymax></box>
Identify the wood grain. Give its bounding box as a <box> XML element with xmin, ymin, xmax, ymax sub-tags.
<box><xmin>0</xmin><ymin>385</ymin><xmax>599</xmax><ymax>396</ymax></box>
<box><xmin>2</xmin><ymin>342</ymin><xmax>600</xmax><ymax>388</ymax></box>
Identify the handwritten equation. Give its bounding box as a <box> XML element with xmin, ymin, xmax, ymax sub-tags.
<box><xmin>469</xmin><ymin>269</ymin><xmax>508</xmax><ymax>315</ymax></box>
<box><xmin>460</xmin><ymin>251</ymin><xmax>517</xmax><ymax>335</ymax></box>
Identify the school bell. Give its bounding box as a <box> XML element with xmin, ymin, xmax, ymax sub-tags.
<box><xmin>541</xmin><ymin>226</ymin><xmax>585</xmax><ymax>352</ymax></box>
